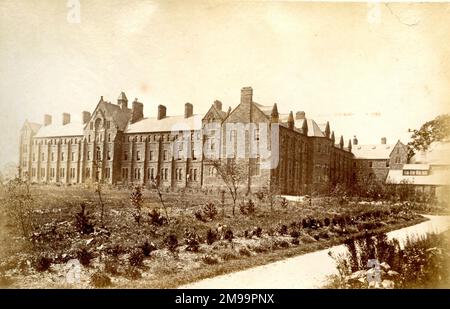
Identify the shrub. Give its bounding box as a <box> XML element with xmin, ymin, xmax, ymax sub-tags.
<box><xmin>240</xmin><ymin>199</ymin><xmax>256</xmax><ymax>215</ymax></box>
<box><xmin>203</xmin><ymin>202</ymin><xmax>218</xmax><ymax>220</ymax></box>
<box><xmin>75</xmin><ymin>203</ymin><xmax>94</xmax><ymax>235</ymax></box>
<box><xmin>90</xmin><ymin>272</ymin><xmax>112</xmax><ymax>288</ymax></box>
<box><xmin>324</xmin><ymin>218</ymin><xmax>331</xmax><ymax>226</ymax></box>
<box><xmin>107</xmin><ymin>244</ymin><xmax>125</xmax><ymax>258</ymax></box>
<box><xmin>184</xmin><ymin>230</ymin><xmax>201</xmax><ymax>252</ymax></box>
<box><xmin>149</xmin><ymin>209</ymin><xmax>167</xmax><ymax>226</ymax></box>
<box><xmin>302</xmin><ymin>218</ymin><xmax>310</xmax><ymax>229</ymax></box>
<box><xmin>129</xmin><ymin>249</ymin><xmax>144</xmax><ymax>267</ymax></box>
<box><xmin>291</xmin><ymin>238</ymin><xmax>300</xmax><ymax>245</ymax></box>
<box><xmin>104</xmin><ymin>258</ymin><xmax>120</xmax><ymax>275</ymax></box>
<box><xmin>130</xmin><ymin>186</ymin><xmax>144</xmax><ymax>226</ymax></box>
<box><xmin>277</xmin><ymin>224</ymin><xmax>288</xmax><ymax>235</ymax></box>
<box><xmin>34</xmin><ymin>255</ymin><xmax>52</xmax><ymax>272</ymax></box>
<box><xmin>252</xmin><ymin>239</ymin><xmax>273</xmax><ymax>253</ymax></box>
<box><xmin>141</xmin><ymin>241</ymin><xmax>157</xmax><ymax>256</ymax></box>
<box><xmin>164</xmin><ymin>234</ymin><xmax>179</xmax><ymax>252</ymax></box>
<box><xmin>277</xmin><ymin>240</ymin><xmax>290</xmax><ymax>248</ymax></box>
<box><xmin>77</xmin><ymin>248</ymin><xmax>93</xmax><ymax>267</ymax></box>
<box><xmin>218</xmin><ymin>248</ymin><xmax>238</xmax><ymax>261</ymax></box>
<box><xmin>238</xmin><ymin>246</ymin><xmax>252</xmax><ymax>257</ymax></box>
<box><xmin>290</xmin><ymin>230</ymin><xmax>300</xmax><ymax>239</ymax></box>
<box><xmin>202</xmin><ymin>254</ymin><xmax>219</xmax><ymax>265</ymax></box>
<box><xmin>252</xmin><ymin>226</ymin><xmax>263</xmax><ymax>238</ymax></box>
<box><xmin>194</xmin><ymin>209</ymin><xmax>206</xmax><ymax>222</ymax></box>
<box><xmin>123</xmin><ymin>266</ymin><xmax>142</xmax><ymax>280</ymax></box>
<box><xmin>224</xmin><ymin>228</ymin><xmax>234</xmax><ymax>241</ymax></box>
<box><xmin>206</xmin><ymin>228</ymin><xmax>218</xmax><ymax>245</ymax></box>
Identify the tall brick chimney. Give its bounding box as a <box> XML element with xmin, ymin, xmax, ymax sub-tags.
<box><xmin>157</xmin><ymin>105</ymin><xmax>166</xmax><ymax>120</ymax></box>
<box><xmin>381</xmin><ymin>137</ymin><xmax>387</xmax><ymax>144</ymax></box>
<box><xmin>82</xmin><ymin>111</ymin><xmax>91</xmax><ymax>124</ymax></box>
<box><xmin>288</xmin><ymin>111</ymin><xmax>294</xmax><ymax>130</ymax></box>
<box><xmin>44</xmin><ymin>114</ymin><xmax>52</xmax><ymax>126</ymax></box>
<box><xmin>213</xmin><ymin>100</ymin><xmax>222</xmax><ymax>111</ymax></box>
<box><xmin>62</xmin><ymin>113</ymin><xmax>70</xmax><ymax>125</ymax></box>
<box><xmin>131</xmin><ymin>99</ymin><xmax>144</xmax><ymax>124</ymax></box>
<box><xmin>296</xmin><ymin>111</ymin><xmax>306</xmax><ymax>120</ymax></box>
<box><xmin>240</xmin><ymin>87</ymin><xmax>253</xmax><ymax>105</ymax></box>
<box><xmin>184</xmin><ymin>103</ymin><xmax>193</xmax><ymax>118</ymax></box>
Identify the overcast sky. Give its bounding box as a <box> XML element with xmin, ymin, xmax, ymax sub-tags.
<box><xmin>1</xmin><ymin>1</ymin><xmax>450</xmax><ymax>167</ymax></box>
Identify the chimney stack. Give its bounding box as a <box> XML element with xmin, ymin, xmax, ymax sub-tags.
<box><xmin>131</xmin><ymin>99</ymin><xmax>144</xmax><ymax>124</ymax></box>
<box><xmin>288</xmin><ymin>111</ymin><xmax>294</xmax><ymax>130</ymax></box>
<box><xmin>271</xmin><ymin>103</ymin><xmax>279</xmax><ymax>124</ymax></box>
<box><xmin>184</xmin><ymin>102</ymin><xmax>193</xmax><ymax>118</ymax></box>
<box><xmin>353</xmin><ymin>135</ymin><xmax>358</xmax><ymax>145</ymax></box>
<box><xmin>213</xmin><ymin>100</ymin><xmax>222</xmax><ymax>111</ymax></box>
<box><xmin>381</xmin><ymin>137</ymin><xmax>387</xmax><ymax>144</ymax></box>
<box><xmin>44</xmin><ymin>114</ymin><xmax>52</xmax><ymax>126</ymax></box>
<box><xmin>82</xmin><ymin>111</ymin><xmax>91</xmax><ymax>124</ymax></box>
<box><xmin>62</xmin><ymin>113</ymin><xmax>70</xmax><ymax>125</ymax></box>
<box><xmin>157</xmin><ymin>105</ymin><xmax>167</xmax><ymax>120</ymax></box>
<box><xmin>295</xmin><ymin>111</ymin><xmax>306</xmax><ymax>120</ymax></box>
<box><xmin>240</xmin><ymin>87</ymin><xmax>253</xmax><ymax>105</ymax></box>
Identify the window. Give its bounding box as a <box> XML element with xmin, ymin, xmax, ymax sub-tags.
<box><xmin>87</xmin><ymin>151</ymin><xmax>91</xmax><ymax>160</ymax></box>
<box><xmin>60</xmin><ymin>168</ymin><xmax>65</xmax><ymax>178</ymax></box>
<box><xmin>149</xmin><ymin>151</ymin><xmax>154</xmax><ymax>161</ymax></box>
<box><xmin>88</xmin><ymin>135</ymin><xmax>91</xmax><ymax>143</ymax></box>
<box><xmin>163</xmin><ymin>150</ymin><xmax>168</xmax><ymax>161</ymax></box>
<box><xmin>86</xmin><ymin>168</ymin><xmax>90</xmax><ymax>178</ymax></box>
<box><xmin>134</xmin><ymin>168</ymin><xmax>141</xmax><ymax>180</ymax></box>
<box><xmin>106</xmin><ymin>121</ymin><xmax>111</xmax><ymax>129</ymax></box>
<box><xmin>51</xmin><ymin>152</ymin><xmax>55</xmax><ymax>161</ymax></box>
<box><xmin>107</xmin><ymin>151</ymin><xmax>111</xmax><ymax>160</ymax></box>
<box><xmin>124</xmin><ymin>151</ymin><xmax>128</xmax><ymax>161</ymax></box>
<box><xmin>41</xmin><ymin>168</ymin><xmax>45</xmax><ymax>178</ymax></box>
<box><xmin>105</xmin><ymin>168</ymin><xmax>110</xmax><ymax>179</ymax></box>
<box><xmin>368</xmin><ymin>161</ymin><xmax>372</xmax><ymax>168</ymax></box>
<box><xmin>41</xmin><ymin>152</ymin><xmax>45</xmax><ymax>161</ymax></box>
<box><xmin>395</xmin><ymin>157</ymin><xmax>400</xmax><ymax>164</ymax></box>
<box><xmin>32</xmin><ymin>153</ymin><xmax>35</xmax><ymax>161</ymax></box>
<box><xmin>136</xmin><ymin>150</ymin><xmax>141</xmax><ymax>161</ymax></box>
<box><xmin>386</xmin><ymin>160</ymin><xmax>390</xmax><ymax>167</ymax></box>
<box><xmin>164</xmin><ymin>168</ymin><xmax>168</xmax><ymax>180</ymax></box>
<box><xmin>96</xmin><ymin>149</ymin><xmax>101</xmax><ymax>161</ymax></box>
<box><xmin>108</xmin><ymin>134</ymin><xmax>111</xmax><ymax>142</ymax></box>
<box><xmin>254</xmin><ymin>129</ymin><xmax>260</xmax><ymax>141</ymax></box>
<box><xmin>61</xmin><ymin>152</ymin><xmax>65</xmax><ymax>161</ymax></box>
<box><xmin>122</xmin><ymin>168</ymin><xmax>128</xmax><ymax>179</ymax></box>
<box><xmin>71</xmin><ymin>152</ymin><xmax>75</xmax><ymax>161</ymax></box>
<box><xmin>193</xmin><ymin>169</ymin><xmax>197</xmax><ymax>181</ymax></box>
<box><xmin>150</xmin><ymin>168</ymin><xmax>154</xmax><ymax>180</ymax></box>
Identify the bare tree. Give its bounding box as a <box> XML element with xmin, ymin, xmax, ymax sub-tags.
<box><xmin>149</xmin><ymin>176</ymin><xmax>170</xmax><ymax>223</ymax></box>
<box><xmin>211</xmin><ymin>158</ymin><xmax>248</xmax><ymax>216</ymax></box>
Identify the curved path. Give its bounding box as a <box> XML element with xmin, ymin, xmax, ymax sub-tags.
<box><xmin>181</xmin><ymin>215</ymin><xmax>450</xmax><ymax>289</ymax></box>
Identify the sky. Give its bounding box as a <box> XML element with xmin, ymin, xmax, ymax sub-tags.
<box><xmin>1</xmin><ymin>0</ymin><xmax>450</xmax><ymax>168</ymax></box>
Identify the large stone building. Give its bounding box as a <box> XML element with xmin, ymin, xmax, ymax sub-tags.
<box><xmin>18</xmin><ymin>87</ymin><xmax>355</xmax><ymax>195</ymax></box>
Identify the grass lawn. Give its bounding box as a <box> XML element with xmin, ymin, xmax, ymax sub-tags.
<box><xmin>0</xmin><ymin>184</ymin><xmax>429</xmax><ymax>288</ymax></box>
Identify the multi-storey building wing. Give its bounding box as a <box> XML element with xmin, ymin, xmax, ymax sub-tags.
<box><xmin>19</xmin><ymin>86</ymin><xmax>356</xmax><ymax>195</ymax></box>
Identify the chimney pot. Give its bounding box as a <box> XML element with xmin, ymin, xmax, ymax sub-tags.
<box><xmin>157</xmin><ymin>105</ymin><xmax>167</xmax><ymax>120</ymax></box>
<box><xmin>184</xmin><ymin>102</ymin><xmax>193</xmax><ymax>118</ymax></box>
<box><xmin>381</xmin><ymin>137</ymin><xmax>387</xmax><ymax>144</ymax></box>
<box><xmin>240</xmin><ymin>87</ymin><xmax>253</xmax><ymax>105</ymax></box>
<box><xmin>62</xmin><ymin>113</ymin><xmax>70</xmax><ymax>125</ymax></box>
<box><xmin>296</xmin><ymin>111</ymin><xmax>306</xmax><ymax>120</ymax></box>
<box><xmin>82</xmin><ymin>111</ymin><xmax>91</xmax><ymax>124</ymax></box>
<box><xmin>43</xmin><ymin>114</ymin><xmax>52</xmax><ymax>126</ymax></box>
<box><xmin>213</xmin><ymin>100</ymin><xmax>222</xmax><ymax>111</ymax></box>
<box><xmin>353</xmin><ymin>135</ymin><xmax>358</xmax><ymax>145</ymax></box>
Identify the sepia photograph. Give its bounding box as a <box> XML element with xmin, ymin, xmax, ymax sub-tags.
<box><xmin>0</xmin><ymin>0</ymin><xmax>449</xmax><ymax>296</ymax></box>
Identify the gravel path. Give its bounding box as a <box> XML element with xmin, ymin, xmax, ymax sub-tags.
<box><xmin>180</xmin><ymin>215</ymin><xmax>450</xmax><ymax>289</ymax></box>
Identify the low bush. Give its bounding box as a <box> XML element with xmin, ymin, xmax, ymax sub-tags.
<box><xmin>123</xmin><ymin>266</ymin><xmax>142</xmax><ymax>280</ymax></box>
<box><xmin>201</xmin><ymin>254</ymin><xmax>219</xmax><ymax>265</ymax></box>
<box><xmin>34</xmin><ymin>255</ymin><xmax>52</xmax><ymax>272</ymax></box>
<box><xmin>164</xmin><ymin>234</ymin><xmax>179</xmax><ymax>252</ymax></box>
<box><xmin>77</xmin><ymin>248</ymin><xmax>93</xmax><ymax>267</ymax></box>
<box><xmin>141</xmin><ymin>241</ymin><xmax>157</xmax><ymax>256</ymax></box>
<box><xmin>90</xmin><ymin>272</ymin><xmax>112</xmax><ymax>288</ymax></box>
<box><xmin>149</xmin><ymin>209</ymin><xmax>167</xmax><ymax>226</ymax></box>
<box><xmin>239</xmin><ymin>199</ymin><xmax>256</xmax><ymax>215</ymax></box>
<box><xmin>206</xmin><ymin>228</ymin><xmax>218</xmax><ymax>245</ymax></box>
<box><xmin>238</xmin><ymin>246</ymin><xmax>252</xmax><ymax>257</ymax></box>
<box><xmin>277</xmin><ymin>224</ymin><xmax>288</xmax><ymax>235</ymax></box>
<box><xmin>224</xmin><ymin>228</ymin><xmax>234</xmax><ymax>241</ymax></box>
<box><xmin>129</xmin><ymin>249</ymin><xmax>144</xmax><ymax>267</ymax></box>
<box><xmin>218</xmin><ymin>248</ymin><xmax>238</xmax><ymax>261</ymax></box>
<box><xmin>104</xmin><ymin>258</ymin><xmax>120</xmax><ymax>275</ymax></box>
<box><xmin>184</xmin><ymin>230</ymin><xmax>201</xmax><ymax>252</ymax></box>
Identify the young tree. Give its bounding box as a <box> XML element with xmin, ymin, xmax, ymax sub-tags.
<box><xmin>149</xmin><ymin>176</ymin><xmax>170</xmax><ymax>223</ymax></box>
<box><xmin>130</xmin><ymin>185</ymin><xmax>144</xmax><ymax>226</ymax></box>
<box><xmin>407</xmin><ymin>114</ymin><xmax>450</xmax><ymax>159</ymax></box>
<box><xmin>2</xmin><ymin>178</ymin><xmax>35</xmax><ymax>239</ymax></box>
<box><xmin>211</xmin><ymin>158</ymin><xmax>248</xmax><ymax>216</ymax></box>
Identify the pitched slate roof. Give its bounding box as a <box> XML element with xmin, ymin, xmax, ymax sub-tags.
<box><xmin>352</xmin><ymin>144</ymin><xmax>395</xmax><ymax>159</ymax></box>
<box><xmin>35</xmin><ymin>122</ymin><xmax>84</xmax><ymax>138</ymax></box>
<box><xmin>126</xmin><ymin>114</ymin><xmax>203</xmax><ymax>133</ymax></box>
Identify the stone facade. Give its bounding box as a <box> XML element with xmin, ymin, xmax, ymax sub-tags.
<box><xmin>19</xmin><ymin>87</ymin><xmax>356</xmax><ymax>195</ymax></box>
